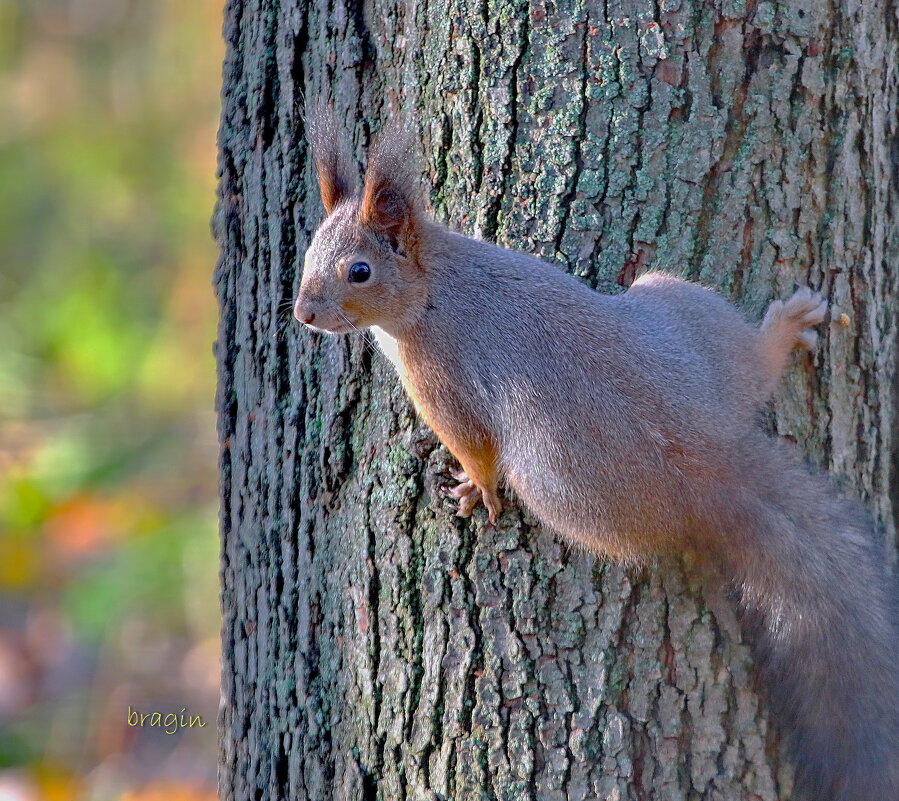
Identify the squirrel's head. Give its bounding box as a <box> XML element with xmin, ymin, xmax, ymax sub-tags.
<box><xmin>294</xmin><ymin>108</ymin><xmax>428</xmax><ymax>337</ymax></box>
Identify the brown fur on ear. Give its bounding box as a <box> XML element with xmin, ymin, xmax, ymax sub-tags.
<box><xmin>360</xmin><ymin>118</ymin><xmax>423</xmax><ymax>245</ymax></box>
<box><xmin>306</xmin><ymin>99</ymin><xmax>357</xmax><ymax>214</ymax></box>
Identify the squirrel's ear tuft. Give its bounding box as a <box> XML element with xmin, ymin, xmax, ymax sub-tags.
<box><xmin>360</xmin><ymin>119</ymin><xmax>422</xmax><ymax>245</ymax></box>
<box><xmin>306</xmin><ymin>99</ymin><xmax>357</xmax><ymax>215</ymax></box>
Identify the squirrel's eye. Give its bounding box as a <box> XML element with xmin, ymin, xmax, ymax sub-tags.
<box><xmin>348</xmin><ymin>261</ymin><xmax>371</xmax><ymax>284</ymax></box>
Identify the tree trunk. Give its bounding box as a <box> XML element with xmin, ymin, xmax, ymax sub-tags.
<box><xmin>214</xmin><ymin>0</ymin><xmax>899</xmax><ymax>798</ymax></box>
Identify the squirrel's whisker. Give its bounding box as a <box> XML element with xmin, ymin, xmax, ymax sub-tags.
<box><xmin>335</xmin><ymin>310</ymin><xmax>379</xmax><ymax>358</ymax></box>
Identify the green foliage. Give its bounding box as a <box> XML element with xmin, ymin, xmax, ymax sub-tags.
<box><xmin>0</xmin><ymin>1</ymin><xmax>223</xmax><ymax>796</ymax></box>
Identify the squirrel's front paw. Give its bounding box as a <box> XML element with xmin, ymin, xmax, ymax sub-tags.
<box><xmin>448</xmin><ymin>470</ymin><xmax>502</xmax><ymax>523</ymax></box>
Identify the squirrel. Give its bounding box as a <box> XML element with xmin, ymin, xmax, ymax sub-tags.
<box><xmin>293</xmin><ymin>109</ymin><xmax>899</xmax><ymax>801</ymax></box>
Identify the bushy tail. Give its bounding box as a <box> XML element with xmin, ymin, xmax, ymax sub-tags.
<box><xmin>711</xmin><ymin>436</ymin><xmax>899</xmax><ymax>801</ymax></box>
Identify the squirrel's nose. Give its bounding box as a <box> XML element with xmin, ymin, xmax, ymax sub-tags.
<box><xmin>293</xmin><ymin>297</ymin><xmax>316</xmax><ymax>325</ymax></box>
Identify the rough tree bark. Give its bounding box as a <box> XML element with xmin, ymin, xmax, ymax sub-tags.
<box><xmin>215</xmin><ymin>0</ymin><xmax>899</xmax><ymax>798</ymax></box>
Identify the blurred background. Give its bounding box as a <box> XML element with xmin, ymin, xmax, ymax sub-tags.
<box><xmin>0</xmin><ymin>1</ymin><xmax>222</xmax><ymax>799</ymax></box>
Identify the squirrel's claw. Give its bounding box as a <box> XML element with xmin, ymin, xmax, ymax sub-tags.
<box><xmin>448</xmin><ymin>478</ymin><xmax>476</xmax><ymax>499</ymax></box>
<box><xmin>447</xmin><ymin>471</ymin><xmax>502</xmax><ymax>522</ymax></box>
<box><xmin>483</xmin><ymin>491</ymin><xmax>502</xmax><ymax>524</ymax></box>
<box><xmin>447</xmin><ymin>474</ymin><xmax>479</xmax><ymax>517</ymax></box>
<box><xmin>456</xmin><ymin>493</ymin><xmax>480</xmax><ymax>518</ymax></box>
<box><xmin>762</xmin><ymin>287</ymin><xmax>828</xmax><ymax>354</ymax></box>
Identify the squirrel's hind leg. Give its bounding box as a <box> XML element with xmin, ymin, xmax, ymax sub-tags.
<box><xmin>758</xmin><ymin>287</ymin><xmax>827</xmax><ymax>396</ymax></box>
